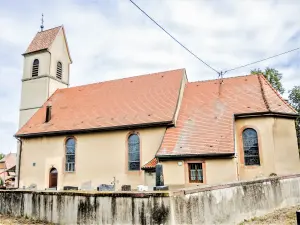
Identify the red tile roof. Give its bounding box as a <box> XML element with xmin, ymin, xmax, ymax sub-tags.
<box><xmin>0</xmin><ymin>153</ymin><xmax>16</xmax><ymax>179</ymax></box>
<box><xmin>0</xmin><ymin>153</ymin><xmax>16</xmax><ymax>169</ymax></box>
<box><xmin>157</xmin><ymin>74</ymin><xmax>297</xmax><ymax>157</ymax></box>
<box><xmin>16</xmin><ymin>69</ymin><xmax>185</xmax><ymax>136</ymax></box>
<box><xmin>24</xmin><ymin>26</ymin><xmax>61</xmax><ymax>54</ymax></box>
<box><xmin>142</xmin><ymin>158</ymin><xmax>158</xmax><ymax>170</ymax></box>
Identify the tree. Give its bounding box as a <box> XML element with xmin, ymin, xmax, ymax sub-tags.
<box><xmin>0</xmin><ymin>153</ymin><xmax>4</xmax><ymax>161</ymax></box>
<box><xmin>289</xmin><ymin>86</ymin><xmax>300</xmax><ymax>148</ymax></box>
<box><xmin>251</xmin><ymin>68</ymin><xmax>285</xmax><ymax>95</ymax></box>
<box><xmin>289</xmin><ymin>86</ymin><xmax>300</xmax><ymax>112</ymax></box>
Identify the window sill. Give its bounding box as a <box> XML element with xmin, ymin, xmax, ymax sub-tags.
<box><xmin>189</xmin><ymin>181</ymin><xmax>204</xmax><ymax>184</ymax></box>
<box><xmin>64</xmin><ymin>171</ymin><xmax>76</xmax><ymax>173</ymax></box>
<box><xmin>241</xmin><ymin>164</ymin><xmax>261</xmax><ymax>169</ymax></box>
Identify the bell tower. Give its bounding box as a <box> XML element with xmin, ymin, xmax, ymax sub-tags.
<box><xmin>19</xmin><ymin>25</ymin><xmax>72</xmax><ymax>128</ymax></box>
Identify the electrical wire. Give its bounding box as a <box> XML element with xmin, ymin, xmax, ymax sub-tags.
<box><xmin>128</xmin><ymin>0</ymin><xmax>300</xmax><ymax>77</ymax></box>
<box><xmin>128</xmin><ymin>0</ymin><xmax>220</xmax><ymax>74</ymax></box>
<box><xmin>223</xmin><ymin>47</ymin><xmax>300</xmax><ymax>73</ymax></box>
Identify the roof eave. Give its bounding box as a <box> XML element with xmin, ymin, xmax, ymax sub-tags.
<box><xmin>15</xmin><ymin>120</ymin><xmax>174</xmax><ymax>138</ymax></box>
<box><xmin>234</xmin><ymin>111</ymin><xmax>298</xmax><ymax>119</ymax></box>
<box><xmin>141</xmin><ymin>167</ymin><xmax>156</xmax><ymax>171</ymax></box>
<box><xmin>22</xmin><ymin>48</ymin><xmax>49</xmax><ymax>56</ymax></box>
<box><xmin>156</xmin><ymin>153</ymin><xmax>235</xmax><ymax>160</ymax></box>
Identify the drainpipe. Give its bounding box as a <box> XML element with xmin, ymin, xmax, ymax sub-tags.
<box><xmin>16</xmin><ymin>138</ymin><xmax>22</xmax><ymax>189</ymax></box>
<box><xmin>233</xmin><ymin>115</ymin><xmax>240</xmax><ymax>181</ymax></box>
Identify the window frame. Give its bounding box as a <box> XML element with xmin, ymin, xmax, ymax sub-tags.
<box><xmin>127</xmin><ymin>132</ymin><xmax>141</xmax><ymax>171</ymax></box>
<box><xmin>65</xmin><ymin>137</ymin><xmax>76</xmax><ymax>172</ymax></box>
<box><xmin>239</xmin><ymin>126</ymin><xmax>262</xmax><ymax>168</ymax></box>
<box><xmin>184</xmin><ymin>160</ymin><xmax>206</xmax><ymax>184</ymax></box>
<box><xmin>242</xmin><ymin>128</ymin><xmax>260</xmax><ymax>166</ymax></box>
<box><xmin>188</xmin><ymin>163</ymin><xmax>204</xmax><ymax>183</ymax></box>
<box><xmin>56</xmin><ymin>61</ymin><xmax>62</xmax><ymax>79</ymax></box>
<box><xmin>32</xmin><ymin>59</ymin><xmax>39</xmax><ymax>77</ymax></box>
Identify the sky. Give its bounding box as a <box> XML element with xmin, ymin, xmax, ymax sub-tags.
<box><xmin>0</xmin><ymin>0</ymin><xmax>299</xmax><ymax>154</ymax></box>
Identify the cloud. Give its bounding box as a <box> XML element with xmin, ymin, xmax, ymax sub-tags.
<box><xmin>0</xmin><ymin>0</ymin><xmax>299</xmax><ymax>153</ymax></box>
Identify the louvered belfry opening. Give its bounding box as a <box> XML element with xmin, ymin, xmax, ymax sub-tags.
<box><xmin>56</xmin><ymin>62</ymin><xmax>62</xmax><ymax>79</ymax></box>
<box><xmin>32</xmin><ymin>59</ymin><xmax>39</xmax><ymax>77</ymax></box>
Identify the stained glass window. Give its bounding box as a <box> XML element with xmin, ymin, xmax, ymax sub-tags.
<box><xmin>188</xmin><ymin>163</ymin><xmax>203</xmax><ymax>183</ymax></box>
<box><xmin>65</xmin><ymin>138</ymin><xmax>75</xmax><ymax>172</ymax></box>
<box><xmin>242</xmin><ymin>128</ymin><xmax>260</xmax><ymax>166</ymax></box>
<box><xmin>128</xmin><ymin>134</ymin><xmax>140</xmax><ymax>171</ymax></box>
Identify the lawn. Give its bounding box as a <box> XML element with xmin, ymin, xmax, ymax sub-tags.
<box><xmin>240</xmin><ymin>205</ymin><xmax>300</xmax><ymax>225</ymax></box>
<box><xmin>0</xmin><ymin>214</ymin><xmax>52</xmax><ymax>225</ymax></box>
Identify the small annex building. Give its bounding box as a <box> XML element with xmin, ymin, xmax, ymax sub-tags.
<box><xmin>15</xmin><ymin>26</ymin><xmax>300</xmax><ymax>190</ymax></box>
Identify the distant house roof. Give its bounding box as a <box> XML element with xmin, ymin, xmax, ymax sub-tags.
<box><xmin>156</xmin><ymin>74</ymin><xmax>297</xmax><ymax>157</ymax></box>
<box><xmin>24</xmin><ymin>26</ymin><xmax>62</xmax><ymax>54</ymax></box>
<box><xmin>142</xmin><ymin>158</ymin><xmax>158</xmax><ymax>170</ymax></box>
<box><xmin>0</xmin><ymin>153</ymin><xmax>16</xmax><ymax>169</ymax></box>
<box><xmin>16</xmin><ymin>69</ymin><xmax>185</xmax><ymax>137</ymax></box>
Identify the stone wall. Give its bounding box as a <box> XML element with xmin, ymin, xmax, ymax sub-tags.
<box><xmin>0</xmin><ymin>191</ymin><xmax>170</xmax><ymax>225</ymax></box>
<box><xmin>1</xmin><ymin>174</ymin><xmax>300</xmax><ymax>224</ymax></box>
<box><xmin>172</xmin><ymin>174</ymin><xmax>300</xmax><ymax>224</ymax></box>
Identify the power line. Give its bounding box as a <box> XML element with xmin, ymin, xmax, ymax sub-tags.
<box><xmin>128</xmin><ymin>0</ymin><xmax>220</xmax><ymax>74</ymax></box>
<box><xmin>128</xmin><ymin>0</ymin><xmax>300</xmax><ymax>77</ymax></box>
<box><xmin>223</xmin><ymin>47</ymin><xmax>300</xmax><ymax>73</ymax></box>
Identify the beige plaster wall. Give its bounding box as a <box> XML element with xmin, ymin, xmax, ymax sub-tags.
<box><xmin>162</xmin><ymin>158</ymin><xmax>237</xmax><ymax>189</ymax></box>
<box><xmin>235</xmin><ymin>116</ymin><xmax>300</xmax><ymax>181</ymax></box>
<box><xmin>205</xmin><ymin>158</ymin><xmax>238</xmax><ymax>184</ymax></box>
<box><xmin>19</xmin><ymin>108</ymin><xmax>39</xmax><ymax>128</ymax></box>
<box><xmin>162</xmin><ymin>161</ymin><xmax>185</xmax><ymax>188</ymax></box>
<box><xmin>49</xmin><ymin>29</ymin><xmax>71</xmax><ymax>84</ymax></box>
<box><xmin>19</xmin><ymin>77</ymin><xmax>48</xmax><ymax>110</ymax></box>
<box><xmin>22</xmin><ymin>52</ymin><xmax>50</xmax><ymax>79</ymax></box>
<box><xmin>273</xmin><ymin>118</ymin><xmax>300</xmax><ymax>175</ymax></box>
<box><xmin>48</xmin><ymin>79</ymin><xmax>68</xmax><ymax>97</ymax></box>
<box><xmin>19</xmin><ymin>127</ymin><xmax>166</xmax><ymax>190</ymax></box>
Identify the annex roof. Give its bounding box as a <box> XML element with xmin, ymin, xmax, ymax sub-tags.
<box><xmin>141</xmin><ymin>158</ymin><xmax>158</xmax><ymax>170</ymax></box>
<box><xmin>157</xmin><ymin>74</ymin><xmax>296</xmax><ymax>157</ymax></box>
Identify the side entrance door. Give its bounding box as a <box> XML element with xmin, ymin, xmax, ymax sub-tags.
<box><xmin>49</xmin><ymin>168</ymin><xmax>58</xmax><ymax>189</ymax></box>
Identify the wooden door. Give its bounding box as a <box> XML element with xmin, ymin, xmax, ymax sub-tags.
<box><xmin>49</xmin><ymin>168</ymin><xmax>58</xmax><ymax>188</ymax></box>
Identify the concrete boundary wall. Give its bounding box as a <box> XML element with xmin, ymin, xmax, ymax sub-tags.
<box><xmin>1</xmin><ymin>174</ymin><xmax>300</xmax><ymax>224</ymax></box>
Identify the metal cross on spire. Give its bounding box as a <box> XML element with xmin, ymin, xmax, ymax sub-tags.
<box><xmin>40</xmin><ymin>14</ymin><xmax>44</xmax><ymax>32</ymax></box>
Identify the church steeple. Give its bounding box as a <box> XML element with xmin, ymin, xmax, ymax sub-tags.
<box><xmin>19</xmin><ymin>25</ymin><xmax>72</xmax><ymax>128</ymax></box>
<box><xmin>40</xmin><ymin>14</ymin><xmax>44</xmax><ymax>32</ymax></box>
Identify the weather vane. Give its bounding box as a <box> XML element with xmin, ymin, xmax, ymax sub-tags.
<box><xmin>40</xmin><ymin>14</ymin><xmax>44</xmax><ymax>32</ymax></box>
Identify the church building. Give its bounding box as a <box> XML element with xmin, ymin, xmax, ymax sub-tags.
<box><xmin>15</xmin><ymin>26</ymin><xmax>300</xmax><ymax>191</ymax></box>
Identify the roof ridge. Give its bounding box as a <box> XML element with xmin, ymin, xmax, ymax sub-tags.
<box><xmin>189</xmin><ymin>74</ymin><xmax>257</xmax><ymax>84</ymax></box>
<box><xmin>37</xmin><ymin>25</ymin><xmax>62</xmax><ymax>34</ymax></box>
<box><xmin>47</xmin><ymin>26</ymin><xmax>63</xmax><ymax>51</ymax></box>
<box><xmin>59</xmin><ymin>68</ymin><xmax>185</xmax><ymax>92</ymax></box>
<box><xmin>259</xmin><ymin>74</ymin><xmax>297</xmax><ymax>113</ymax></box>
<box><xmin>257</xmin><ymin>74</ymin><xmax>271</xmax><ymax>111</ymax></box>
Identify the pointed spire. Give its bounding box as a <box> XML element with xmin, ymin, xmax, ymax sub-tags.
<box><xmin>40</xmin><ymin>14</ymin><xmax>44</xmax><ymax>32</ymax></box>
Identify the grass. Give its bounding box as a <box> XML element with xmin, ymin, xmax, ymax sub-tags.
<box><xmin>239</xmin><ymin>205</ymin><xmax>300</xmax><ymax>225</ymax></box>
<box><xmin>0</xmin><ymin>214</ymin><xmax>53</xmax><ymax>225</ymax></box>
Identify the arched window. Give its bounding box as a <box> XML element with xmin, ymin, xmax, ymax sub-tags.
<box><xmin>128</xmin><ymin>134</ymin><xmax>140</xmax><ymax>171</ymax></box>
<box><xmin>32</xmin><ymin>59</ymin><xmax>39</xmax><ymax>77</ymax></box>
<box><xmin>242</xmin><ymin>128</ymin><xmax>260</xmax><ymax>166</ymax></box>
<box><xmin>65</xmin><ymin>138</ymin><xmax>75</xmax><ymax>172</ymax></box>
<box><xmin>56</xmin><ymin>62</ymin><xmax>62</xmax><ymax>79</ymax></box>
